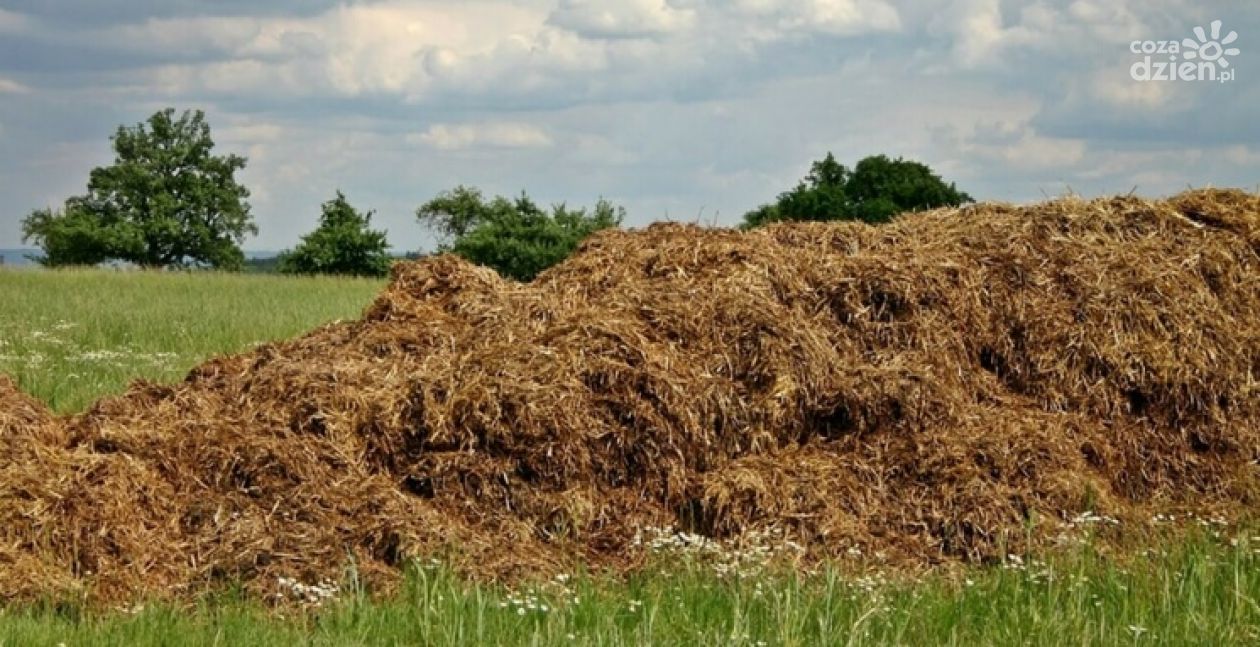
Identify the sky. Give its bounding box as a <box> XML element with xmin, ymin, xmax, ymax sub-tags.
<box><xmin>0</xmin><ymin>0</ymin><xmax>1256</xmax><ymax>253</ymax></box>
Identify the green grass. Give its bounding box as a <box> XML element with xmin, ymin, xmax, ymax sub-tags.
<box><xmin>0</xmin><ymin>535</ymin><xmax>1258</xmax><ymax>646</ymax></box>
<box><xmin>0</xmin><ymin>268</ymin><xmax>383</xmax><ymax>413</ymax></box>
<box><xmin>1</xmin><ymin>268</ymin><xmax>1258</xmax><ymax>645</ymax></box>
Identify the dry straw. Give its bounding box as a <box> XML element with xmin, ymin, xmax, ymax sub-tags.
<box><xmin>1</xmin><ymin>189</ymin><xmax>1257</xmax><ymax>604</ymax></box>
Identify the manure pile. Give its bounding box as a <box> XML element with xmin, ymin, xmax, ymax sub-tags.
<box><xmin>2</xmin><ymin>189</ymin><xmax>1259</xmax><ymax>604</ymax></box>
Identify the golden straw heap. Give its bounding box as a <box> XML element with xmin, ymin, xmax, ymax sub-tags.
<box><xmin>1</xmin><ymin>189</ymin><xmax>1258</xmax><ymax>604</ymax></box>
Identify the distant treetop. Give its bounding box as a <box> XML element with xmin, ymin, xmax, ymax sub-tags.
<box><xmin>743</xmin><ymin>153</ymin><xmax>972</xmax><ymax>228</ymax></box>
<box><xmin>278</xmin><ymin>191</ymin><xmax>392</xmax><ymax>278</ymax></box>
<box><xmin>416</xmin><ymin>186</ymin><xmax>624</xmax><ymax>281</ymax></box>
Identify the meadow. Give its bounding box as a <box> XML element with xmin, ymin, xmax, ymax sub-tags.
<box><xmin>0</xmin><ymin>533</ymin><xmax>1257</xmax><ymax>645</ymax></box>
<box><xmin>0</xmin><ymin>269</ymin><xmax>383</xmax><ymax>413</ymax></box>
<box><xmin>0</xmin><ymin>268</ymin><xmax>1257</xmax><ymax>645</ymax></box>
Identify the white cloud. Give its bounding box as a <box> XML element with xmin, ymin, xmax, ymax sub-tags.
<box><xmin>1</xmin><ymin>0</ymin><xmax>1258</xmax><ymax>252</ymax></box>
<box><xmin>121</xmin><ymin>2</ymin><xmax>549</xmax><ymax>99</ymax></box>
<box><xmin>409</xmin><ymin>122</ymin><xmax>554</xmax><ymax>151</ymax></box>
<box><xmin>931</xmin><ymin>0</ymin><xmax>1044</xmax><ymax>68</ymax></box>
<box><xmin>70</xmin><ymin>0</ymin><xmax>910</xmax><ymax>108</ymax></box>
<box><xmin>0</xmin><ymin>78</ymin><xmax>30</xmax><ymax>94</ymax></box>
<box><xmin>790</xmin><ymin>0</ymin><xmax>902</xmax><ymax>34</ymax></box>
<box><xmin>732</xmin><ymin>0</ymin><xmax>901</xmax><ymax>35</ymax></box>
<box><xmin>1087</xmin><ymin>64</ymin><xmax>1185</xmax><ymax>110</ymax></box>
<box><xmin>949</xmin><ymin>121</ymin><xmax>1087</xmax><ymax>170</ymax></box>
<box><xmin>1065</xmin><ymin>0</ymin><xmax>1152</xmax><ymax>43</ymax></box>
<box><xmin>548</xmin><ymin>0</ymin><xmax>696</xmax><ymax>39</ymax></box>
<box><xmin>950</xmin><ymin>0</ymin><xmax>1012</xmax><ymax>66</ymax></box>
<box><xmin>104</xmin><ymin>16</ymin><xmax>264</xmax><ymax>56</ymax></box>
<box><xmin>923</xmin><ymin>0</ymin><xmax>1162</xmax><ymax>72</ymax></box>
<box><xmin>411</xmin><ymin>26</ymin><xmax>610</xmax><ymax>102</ymax></box>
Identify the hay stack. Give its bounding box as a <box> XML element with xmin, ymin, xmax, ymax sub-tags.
<box><xmin>0</xmin><ymin>375</ymin><xmax>54</xmax><ymax>437</ymax></box>
<box><xmin>1</xmin><ymin>189</ymin><xmax>1258</xmax><ymax>604</ymax></box>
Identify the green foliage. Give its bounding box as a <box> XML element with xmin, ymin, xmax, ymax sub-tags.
<box><xmin>278</xmin><ymin>192</ymin><xmax>392</xmax><ymax>278</ymax></box>
<box><xmin>415</xmin><ymin>185</ymin><xmax>496</xmax><ymax>240</ymax></box>
<box><xmin>743</xmin><ymin>153</ymin><xmax>973</xmax><ymax>228</ymax></box>
<box><xmin>417</xmin><ymin>186</ymin><xmax>624</xmax><ymax>281</ymax></box>
<box><xmin>21</xmin><ymin>108</ymin><xmax>256</xmax><ymax>269</ymax></box>
<box><xmin>1</xmin><ymin>532</ymin><xmax>1258</xmax><ymax>645</ymax></box>
<box><xmin>20</xmin><ymin>204</ymin><xmax>115</xmax><ymax>267</ymax></box>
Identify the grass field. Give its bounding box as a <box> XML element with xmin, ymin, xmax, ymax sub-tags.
<box><xmin>0</xmin><ymin>268</ymin><xmax>384</xmax><ymax>413</ymax></box>
<box><xmin>1</xmin><ymin>268</ymin><xmax>1258</xmax><ymax>645</ymax></box>
<box><xmin>0</xmin><ymin>537</ymin><xmax>1257</xmax><ymax>646</ymax></box>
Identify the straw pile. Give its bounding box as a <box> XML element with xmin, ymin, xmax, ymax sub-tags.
<box><xmin>1</xmin><ymin>189</ymin><xmax>1258</xmax><ymax>604</ymax></box>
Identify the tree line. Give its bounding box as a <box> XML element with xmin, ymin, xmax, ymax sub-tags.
<box><xmin>22</xmin><ymin>109</ymin><xmax>972</xmax><ymax>280</ymax></box>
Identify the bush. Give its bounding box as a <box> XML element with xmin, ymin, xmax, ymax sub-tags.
<box><xmin>278</xmin><ymin>192</ymin><xmax>392</xmax><ymax>277</ymax></box>
<box><xmin>417</xmin><ymin>186</ymin><xmax>623</xmax><ymax>281</ymax></box>
<box><xmin>743</xmin><ymin>153</ymin><xmax>972</xmax><ymax>227</ymax></box>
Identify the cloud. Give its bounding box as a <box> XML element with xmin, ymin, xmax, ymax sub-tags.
<box><xmin>731</xmin><ymin>0</ymin><xmax>901</xmax><ymax>36</ymax></box>
<box><xmin>919</xmin><ymin>0</ymin><xmax>1165</xmax><ymax>75</ymax></box>
<box><xmin>547</xmin><ymin>0</ymin><xmax>696</xmax><ymax>39</ymax></box>
<box><xmin>0</xmin><ymin>0</ymin><xmax>1258</xmax><ymax>252</ymax></box>
<box><xmin>927</xmin><ymin>0</ymin><xmax>1049</xmax><ymax>69</ymax></box>
<box><xmin>0</xmin><ymin>0</ymin><xmax>351</xmax><ymax>26</ymax></box>
<box><xmin>937</xmin><ymin>121</ymin><xmax>1087</xmax><ymax>171</ymax></box>
<box><xmin>785</xmin><ymin>0</ymin><xmax>902</xmax><ymax>35</ymax></box>
<box><xmin>409</xmin><ymin>122</ymin><xmax>554</xmax><ymax>151</ymax></box>
<box><xmin>1088</xmin><ymin>70</ymin><xmax>1177</xmax><ymax>109</ymax></box>
<box><xmin>107</xmin><ymin>3</ymin><xmax>599</xmax><ymax>104</ymax></box>
<box><xmin>0</xmin><ymin>78</ymin><xmax>30</xmax><ymax>94</ymax></box>
<box><xmin>0</xmin><ymin>0</ymin><xmax>906</xmax><ymax>111</ymax></box>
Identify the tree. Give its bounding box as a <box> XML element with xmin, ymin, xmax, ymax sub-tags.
<box><xmin>417</xmin><ymin>186</ymin><xmax>623</xmax><ymax>281</ymax></box>
<box><xmin>21</xmin><ymin>108</ymin><xmax>256</xmax><ymax>269</ymax></box>
<box><xmin>742</xmin><ymin>153</ymin><xmax>972</xmax><ymax>228</ymax></box>
<box><xmin>20</xmin><ymin>202</ymin><xmax>116</xmax><ymax>267</ymax></box>
<box><xmin>415</xmin><ymin>185</ymin><xmax>499</xmax><ymax>241</ymax></box>
<box><xmin>278</xmin><ymin>192</ymin><xmax>392</xmax><ymax>277</ymax></box>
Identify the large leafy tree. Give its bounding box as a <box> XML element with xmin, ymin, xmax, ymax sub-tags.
<box><xmin>742</xmin><ymin>153</ymin><xmax>972</xmax><ymax>228</ymax></box>
<box><xmin>417</xmin><ymin>186</ymin><xmax>623</xmax><ymax>281</ymax></box>
<box><xmin>21</xmin><ymin>108</ymin><xmax>256</xmax><ymax>269</ymax></box>
<box><xmin>278</xmin><ymin>192</ymin><xmax>392</xmax><ymax>277</ymax></box>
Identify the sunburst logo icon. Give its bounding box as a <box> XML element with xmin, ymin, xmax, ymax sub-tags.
<box><xmin>1182</xmin><ymin>20</ymin><xmax>1240</xmax><ymax>69</ymax></box>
